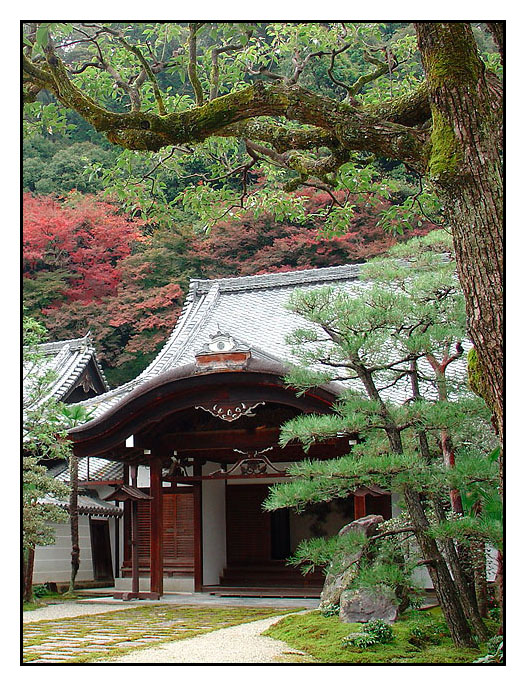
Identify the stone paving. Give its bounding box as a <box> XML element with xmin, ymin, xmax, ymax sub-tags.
<box><xmin>23</xmin><ymin>603</ymin><xmax>304</xmax><ymax>664</ymax></box>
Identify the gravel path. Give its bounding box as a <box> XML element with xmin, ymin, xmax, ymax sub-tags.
<box><xmin>101</xmin><ymin>613</ymin><xmax>310</xmax><ymax>664</ymax></box>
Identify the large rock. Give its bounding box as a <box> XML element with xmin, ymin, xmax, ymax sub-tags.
<box><xmin>339</xmin><ymin>586</ymin><xmax>399</xmax><ymax>624</ymax></box>
<box><xmin>319</xmin><ymin>515</ymin><xmax>384</xmax><ymax>611</ymax></box>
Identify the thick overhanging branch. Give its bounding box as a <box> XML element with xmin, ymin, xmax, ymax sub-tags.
<box><xmin>347</xmin><ymin>52</ymin><xmax>390</xmax><ymax>96</ymax></box>
<box><xmin>24</xmin><ymin>47</ymin><xmax>429</xmax><ymax>169</ymax></box>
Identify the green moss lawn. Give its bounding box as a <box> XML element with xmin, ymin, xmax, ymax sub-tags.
<box><xmin>24</xmin><ymin>604</ymin><xmax>299</xmax><ymax>663</ymax></box>
<box><xmin>264</xmin><ymin>607</ymin><xmax>499</xmax><ymax>664</ymax></box>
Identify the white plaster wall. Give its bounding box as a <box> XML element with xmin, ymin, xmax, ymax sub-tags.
<box><xmin>202</xmin><ymin>480</ymin><xmax>226</xmax><ymax>585</ymax></box>
<box><xmin>33</xmin><ymin>517</ymin><xmax>94</xmax><ymax>584</ymax></box>
<box><xmin>202</xmin><ymin>462</ymin><xmax>227</xmax><ymax>585</ymax></box>
<box><xmin>137</xmin><ymin>465</ymin><xmax>150</xmax><ymax>488</ymax></box>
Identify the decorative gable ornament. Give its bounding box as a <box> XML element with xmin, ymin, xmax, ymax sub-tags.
<box><xmin>195</xmin><ymin>401</ymin><xmax>265</xmax><ymax>422</ymax></box>
<box><xmin>194</xmin><ymin>330</ymin><xmax>265</xmax><ymax>421</ymax></box>
<box><xmin>194</xmin><ymin>331</ymin><xmax>251</xmax><ymax>372</ymax></box>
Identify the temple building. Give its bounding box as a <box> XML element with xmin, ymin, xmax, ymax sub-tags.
<box><xmin>30</xmin><ymin>265</ymin><xmax>465</xmax><ymax>597</ymax></box>
<box><xmin>26</xmin><ymin>334</ymin><xmax>124</xmax><ymax>586</ymax></box>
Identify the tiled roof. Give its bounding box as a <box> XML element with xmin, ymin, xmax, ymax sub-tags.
<box><xmin>76</xmin><ymin>263</ymin><xmax>468</xmax><ymax>419</ymax></box>
<box><xmin>51</xmin><ymin>457</ymin><xmax>123</xmax><ymax>483</ymax></box>
<box><xmin>103</xmin><ymin>485</ymin><xmax>153</xmax><ymax>501</ymax></box>
<box><xmin>39</xmin><ymin>494</ymin><xmax>123</xmax><ymax>517</ymax></box>
<box><xmin>24</xmin><ymin>333</ymin><xmax>109</xmax><ymax>407</ymax></box>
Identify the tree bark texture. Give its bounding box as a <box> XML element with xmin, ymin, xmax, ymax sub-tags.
<box><xmin>403</xmin><ymin>488</ymin><xmax>476</xmax><ymax>647</ymax></box>
<box><xmin>69</xmin><ymin>454</ymin><xmax>80</xmax><ymax>592</ymax></box>
<box><xmin>472</xmin><ymin>539</ymin><xmax>489</xmax><ymax>618</ymax></box>
<box><xmin>415</xmin><ymin>22</ymin><xmax>503</xmax><ymax>444</ymax></box>
<box><xmin>23</xmin><ymin>546</ymin><xmax>36</xmax><ymax>603</ymax></box>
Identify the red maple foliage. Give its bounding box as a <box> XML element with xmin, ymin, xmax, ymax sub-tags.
<box><xmin>23</xmin><ymin>188</ymin><xmax>432</xmax><ymax>386</ymax></box>
<box><xmin>23</xmin><ymin>193</ymin><xmax>184</xmax><ymax>385</ymax></box>
<box><xmin>192</xmin><ymin>187</ymin><xmax>431</xmax><ymax>278</ymax></box>
<box><xmin>23</xmin><ymin>192</ymin><xmax>145</xmax><ymax>302</ymax></box>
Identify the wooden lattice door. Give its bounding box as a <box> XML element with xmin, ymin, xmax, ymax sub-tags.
<box><xmin>135</xmin><ymin>492</ymin><xmax>194</xmax><ymax>574</ymax></box>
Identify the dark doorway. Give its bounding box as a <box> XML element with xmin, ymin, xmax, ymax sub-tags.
<box><xmin>271</xmin><ymin>509</ymin><xmax>291</xmax><ymax>560</ymax></box>
<box><xmin>90</xmin><ymin>519</ymin><xmax>114</xmax><ymax>581</ymax></box>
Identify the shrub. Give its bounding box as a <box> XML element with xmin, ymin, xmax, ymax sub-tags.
<box><xmin>342</xmin><ymin>619</ymin><xmax>394</xmax><ymax>649</ymax></box>
<box><xmin>33</xmin><ymin>584</ymin><xmax>52</xmax><ymax>598</ymax></box>
<box><xmin>321</xmin><ymin>603</ymin><xmax>340</xmax><ymax>618</ymax></box>
<box><xmin>408</xmin><ymin>623</ymin><xmax>442</xmax><ymax>648</ymax></box>
<box><xmin>364</xmin><ymin>619</ymin><xmax>394</xmax><ymax>644</ymax></box>
<box><xmin>473</xmin><ymin>636</ymin><xmax>503</xmax><ymax>664</ymax></box>
<box><xmin>342</xmin><ymin>632</ymin><xmax>378</xmax><ymax>649</ymax></box>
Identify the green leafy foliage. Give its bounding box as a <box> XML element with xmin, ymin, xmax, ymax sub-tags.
<box><xmin>473</xmin><ymin>635</ymin><xmax>503</xmax><ymax>664</ymax></box>
<box><xmin>23</xmin><ymin>316</ymin><xmax>71</xmax><ymax>550</ymax></box>
<box><xmin>320</xmin><ymin>603</ymin><xmax>340</xmax><ymax>618</ymax></box>
<box><xmin>342</xmin><ymin>619</ymin><xmax>394</xmax><ymax>648</ymax></box>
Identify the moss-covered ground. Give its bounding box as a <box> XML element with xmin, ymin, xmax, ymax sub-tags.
<box><xmin>23</xmin><ymin>604</ymin><xmax>298</xmax><ymax>663</ymax></box>
<box><xmin>23</xmin><ymin>592</ymin><xmax>69</xmax><ymax>612</ymax></box>
<box><xmin>264</xmin><ymin>607</ymin><xmax>499</xmax><ymax>664</ymax></box>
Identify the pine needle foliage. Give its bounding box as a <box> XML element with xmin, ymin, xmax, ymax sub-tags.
<box><xmin>265</xmin><ymin>232</ymin><xmax>501</xmax><ymax>643</ymax></box>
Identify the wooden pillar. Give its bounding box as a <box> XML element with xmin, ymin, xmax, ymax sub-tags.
<box><xmin>130</xmin><ymin>466</ymin><xmax>139</xmax><ymax>595</ymax></box>
<box><xmin>354</xmin><ymin>494</ymin><xmax>366</xmax><ymax>520</ymax></box>
<box><xmin>114</xmin><ymin>501</ymin><xmax>120</xmax><ymax>579</ymax></box>
<box><xmin>193</xmin><ymin>460</ymin><xmax>203</xmax><ymax>592</ymax></box>
<box><xmin>150</xmin><ymin>457</ymin><xmax>163</xmax><ymax>597</ymax></box>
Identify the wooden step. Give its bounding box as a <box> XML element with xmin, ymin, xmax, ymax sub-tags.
<box><xmin>219</xmin><ymin>565</ymin><xmax>324</xmax><ymax>588</ymax></box>
<box><xmin>204</xmin><ymin>585</ymin><xmax>321</xmax><ymax>598</ymax></box>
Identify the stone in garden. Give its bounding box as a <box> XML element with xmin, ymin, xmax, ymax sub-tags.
<box><xmin>339</xmin><ymin>586</ymin><xmax>399</xmax><ymax>624</ymax></box>
<box><xmin>319</xmin><ymin>514</ymin><xmax>384</xmax><ymax>611</ymax></box>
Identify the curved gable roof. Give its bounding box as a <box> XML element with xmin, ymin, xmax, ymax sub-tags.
<box><xmin>74</xmin><ymin>262</ymin><xmax>468</xmax><ymax>421</ymax></box>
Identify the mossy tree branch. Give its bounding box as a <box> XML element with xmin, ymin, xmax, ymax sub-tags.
<box><xmin>23</xmin><ymin>47</ymin><xmax>429</xmax><ymax>169</ymax></box>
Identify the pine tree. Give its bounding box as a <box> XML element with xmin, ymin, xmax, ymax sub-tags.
<box><xmin>265</xmin><ymin>232</ymin><xmax>500</xmax><ymax>647</ymax></box>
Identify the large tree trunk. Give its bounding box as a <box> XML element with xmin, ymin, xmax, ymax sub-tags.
<box><xmin>416</xmin><ymin>20</ymin><xmax>503</xmax><ymax>630</ymax></box>
<box><xmin>403</xmin><ymin>488</ymin><xmax>476</xmax><ymax>648</ymax></box>
<box><xmin>415</xmin><ymin>22</ymin><xmax>503</xmax><ymax>443</ymax></box>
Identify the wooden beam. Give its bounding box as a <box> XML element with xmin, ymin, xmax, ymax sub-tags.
<box><xmin>149</xmin><ymin>457</ymin><xmax>163</xmax><ymax>597</ymax></box>
<box><xmin>354</xmin><ymin>494</ymin><xmax>366</xmax><ymax>519</ymax></box>
<box><xmin>138</xmin><ymin>427</ymin><xmax>280</xmax><ymax>452</ymax></box>
<box><xmin>114</xmin><ymin>501</ymin><xmax>120</xmax><ymax>579</ymax></box>
<box><xmin>137</xmin><ymin>433</ymin><xmax>353</xmax><ymax>458</ymax></box>
<box><xmin>78</xmin><ymin>480</ymin><xmax>124</xmax><ymax>487</ymax></box>
<box><xmin>166</xmin><ymin>473</ymin><xmax>293</xmax><ymax>483</ymax></box>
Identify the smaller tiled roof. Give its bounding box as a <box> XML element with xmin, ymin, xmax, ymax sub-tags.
<box><xmin>51</xmin><ymin>457</ymin><xmax>123</xmax><ymax>483</ymax></box>
<box><xmin>103</xmin><ymin>485</ymin><xmax>153</xmax><ymax>502</ymax></box>
<box><xmin>39</xmin><ymin>494</ymin><xmax>122</xmax><ymax>517</ymax></box>
<box><xmin>24</xmin><ymin>332</ymin><xmax>109</xmax><ymax>408</ymax></box>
